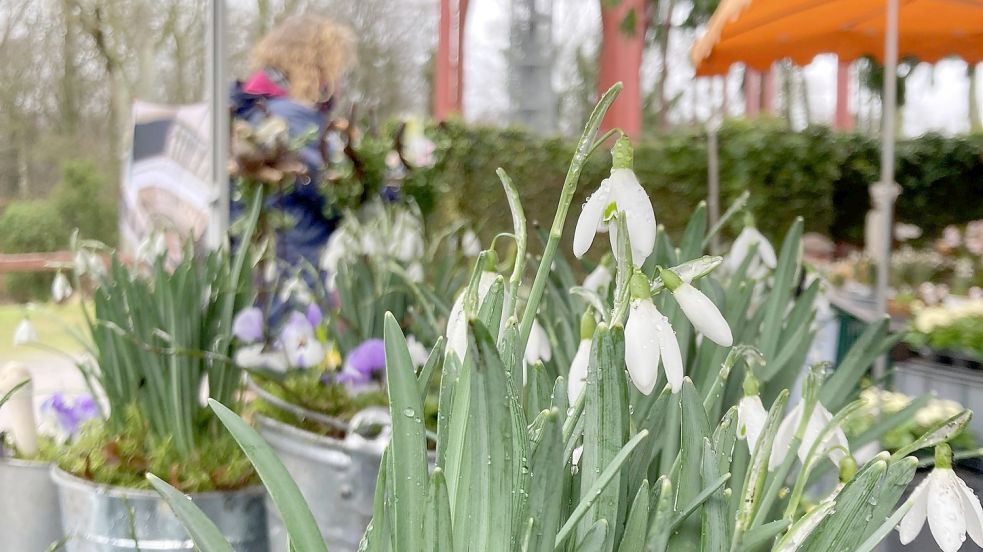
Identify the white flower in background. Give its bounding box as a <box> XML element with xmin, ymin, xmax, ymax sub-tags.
<box><xmin>567</xmin><ymin>338</ymin><xmax>592</xmax><ymax>404</ymax></box>
<box><xmin>391</xmin><ymin>210</ymin><xmax>425</xmax><ymax>262</ymax></box>
<box><xmin>13</xmin><ymin>318</ymin><xmax>37</xmax><ymax>346</ymax></box>
<box><xmin>625</xmin><ymin>298</ymin><xmax>683</xmax><ymax>394</ymax></box>
<box><xmin>234</xmin><ymin>344</ymin><xmax>289</xmax><ymax>374</ymax></box>
<box><xmin>279</xmin><ymin>312</ymin><xmax>325</xmax><ymax>369</ymax></box>
<box><xmin>278</xmin><ymin>276</ymin><xmax>314</xmax><ymax>305</ymax></box>
<box><xmin>445</xmin><ymin>271</ymin><xmax>499</xmax><ymax>361</ymax></box>
<box><xmin>461</xmin><ymin>230</ymin><xmax>482</xmax><ymax>257</ymax></box>
<box><xmin>73</xmin><ymin>249</ymin><xmax>106</xmax><ymax>279</ymax></box>
<box><xmin>51</xmin><ymin>272</ymin><xmax>73</xmax><ymax>304</ymax></box>
<box><xmin>406</xmin><ymin>335</ymin><xmax>430</xmax><ymax>368</ymax></box>
<box><xmin>402</xmin><ymin>119</ymin><xmax>436</xmax><ymax>168</ymax></box>
<box><xmin>966</xmin><ymin>220</ymin><xmax>983</xmax><ymax>256</ymax></box>
<box><xmin>769</xmin><ymin>400</ymin><xmax>849</xmax><ymax>470</ymax></box>
<box><xmin>898</xmin><ymin>444</ymin><xmax>983</xmax><ymax>552</ymax></box>
<box><xmin>726</xmin><ymin>224</ymin><xmax>777</xmax><ymax>279</ymax></box>
<box><xmin>894</xmin><ymin>222</ymin><xmax>923</xmax><ymax>242</ymax></box>
<box><xmin>406</xmin><ymin>262</ymin><xmax>424</xmax><ymax>283</ymax></box>
<box><xmin>583</xmin><ymin>263</ymin><xmax>613</xmax><ymax>294</ymax></box>
<box><xmin>135</xmin><ymin>231</ymin><xmax>168</xmax><ymax>265</ymax></box>
<box><xmin>524</xmin><ymin>319</ymin><xmax>553</xmax><ymax>366</ymax></box>
<box><xmin>573</xmin><ymin>138</ymin><xmax>656</xmax><ymax>266</ymax></box>
<box><xmin>737</xmin><ymin>393</ymin><xmax>768</xmax><ymax>454</ymax></box>
<box><xmin>660</xmin><ymin>268</ymin><xmax>733</xmax><ymax>347</ymax></box>
<box><xmin>940</xmin><ymin>225</ymin><xmax>962</xmax><ymax>249</ymax></box>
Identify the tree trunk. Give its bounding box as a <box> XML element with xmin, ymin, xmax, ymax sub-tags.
<box><xmin>655</xmin><ymin>0</ymin><xmax>675</xmax><ymax>131</ymax></box>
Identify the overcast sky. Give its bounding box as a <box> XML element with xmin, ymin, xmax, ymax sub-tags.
<box><xmin>461</xmin><ymin>0</ymin><xmax>981</xmax><ymax>136</ymax></box>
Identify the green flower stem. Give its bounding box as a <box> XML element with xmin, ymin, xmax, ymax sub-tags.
<box><xmin>918</xmin><ymin>446</ymin><xmax>983</xmax><ymax>468</ymax></box>
<box><xmin>702</xmin><ymin>190</ymin><xmax>750</xmax><ymax>250</ymax></box>
<box><xmin>517</xmin><ymin>82</ymin><xmax>622</xmax><ymax>359</ymax></box>
<box><xmin>497</xmin><ymin>168</ymin><xmax>526</xmax><ymax>319</ymax></box>
<box><xmin>610</xmin><ymin>215</ymin><xmax>634</xmax><ymax>325</ymax></box>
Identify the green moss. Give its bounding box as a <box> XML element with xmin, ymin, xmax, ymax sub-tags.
<box><xmin>37</xmin><ymin>405</ymin><xmax>257</xmax><ymax>493</ymax></box>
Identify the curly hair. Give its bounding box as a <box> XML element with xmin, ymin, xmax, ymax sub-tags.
<box><xmin>250</xmin><ymin>15</ymin><xmax>356</xmax><ymax>105</ymax></box>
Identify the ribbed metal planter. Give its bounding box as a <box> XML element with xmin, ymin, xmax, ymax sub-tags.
<box><xmin>256</xmin><ymin>414</ymin><xmax>385</xmax><ymax>552</ymax></box>
<box><xmin>52</xmin><ymin>468</ymin><xmax>268</xmax><ymax>552</ymax></box>
<box><xmin>0</xmin><ymin>457</ymin><xmax>64</xmax><ymax>551</ymax></box>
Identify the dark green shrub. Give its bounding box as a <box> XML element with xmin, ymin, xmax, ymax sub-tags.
<box><xmin>51</xmin><ymin>160</ymin><xmax>117</xmax><ymax>245</ymax></box>
<box><xmin>0</xmin><ymin>199</ymin><xmax>70</xmax><ymax>301</ymax></box>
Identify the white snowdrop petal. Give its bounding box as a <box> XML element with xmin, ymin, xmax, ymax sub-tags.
<box><xmin>674</xmin><ymin>283</ymin><xmax>733</xmax><ymax>347</ymax></box>
<box><xmin>927</xmin><ymin>470</ymin><xmax>968</xmax><ymax>552</ymax></box>
<box><xmin>583</xmin><ymin>265</ymin><xmax>613</xmax><ymax>293</ymax></box>
<box><xmin>567</xmin><ymin>340</ymin><xmax>592</xmax><ymax>404</ymax></box>
<box><xmin>573</xmin><ymin>181</ymin><xmax>611</xmax><ymax>258</ymax></box>
<box><xmin>610</xmin><ymin>169</ymin><xmax>656</xmax><ymax>264</ymax></box>
<box><xmin>525</xmin><ymin>320</ymin><xmax>552</xmax><ymax>365</ymax></box>
<box><xmin>751</xmin><ymin>227</ymin><xmax>778</xmax><ymax>268</ymax></box>
<box><xmin>727</xmin><ymin>227</ymin><xmax>755</xmax><ymax>273</ymax></box>
<box><xmin>898</xmin><ymin>479</ymin><xmax>930</xmax><ymax>544</ymax></box>
<box><xmin>652</xmin><ymin>310</ymin><xmax>683</xmax><ymax>393</ymax></box>
<box><xmin>769</xmin><ymin>403</ymin><xmax>803</xmax><ymax>470</ymax></box>
<box><xmin>625</xmin><ymin>300</ymin><xmax>661</xmax><ymax>395</ymax></box>
<box><xmin>956</xmin><ymin>475</ymin><xmax>983</xmax><ymax>546</ymax></box>
<box><xmin>738</xmin><ymin>395</ymin><xmax>768</xmax><ymax>454</ymax></box>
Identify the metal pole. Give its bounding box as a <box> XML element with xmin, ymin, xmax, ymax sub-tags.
<box><xmin>206</xmin><ymin>0</ymin><xmax>229</xmax><ymax>250</ymax></box>
<box><xmin>873</xmin><ymin>0</ymin><xmax>899</xmax><ymax>382</ymax></box>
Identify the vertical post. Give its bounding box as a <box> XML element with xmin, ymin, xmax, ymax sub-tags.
<box><xmin>762</xmin><ymin>65</ymin><xmax>776</xmax><ymax>115</ymax></box>
<box><xmin>744</xmin><ymin>68</ymin><xmax>760</xmax><ymax>117</ymax></box>
<box><xmin>434</xmin><ymin>0</ymin><xmax>454</xmax><ymax>119</ymax></box>
<box><xmin>707</xmin><ymin>127</ymin><xmax>721</xmax><ymax>254</ymax></box>
<box><xmin>873</xmin><ymin>0</ymin><xmax>899</xmax><ymax>382</ymax></box>
<box><xmin>834</xmin><ymin>58</ymin><xmax>853</xmax><ymax>130</ymax></box>
<box><xmin>206</xmin><ymin>0</ymin><xmax>229</xmax><ymax>250</ymax></box>
<box><xmin>597</xmin><ymin>0</ymin><xmax>645</xmax><ymax>136</ymax></box>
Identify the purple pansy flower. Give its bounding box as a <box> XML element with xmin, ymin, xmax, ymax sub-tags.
<box><xmin>279</xmin><ymin>311</ymin><xmax>324</xmax><ymax>368</ymax></box>
<box><xmin>306</xmin><ymin>303</ymin><xmax>323</xmax><ymax>328</ymax></box>
<box><xmin>335</xmin><ymin>338</ymin><xmax>386</xmax><ymax>389</ymax></box>
<box><xmin>232</xmin><ymin>307</ymin><xmax>264</xmax><ymax>343</ymax></box>
<box><xmin>41</xmin><ymin>393</ymin><xmax>99</xmax><ymax>440</ymax></box>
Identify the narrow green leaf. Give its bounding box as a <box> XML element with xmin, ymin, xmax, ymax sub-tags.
<box><xmin>644</xmin><ymin>477</ymin><xmax>674</xmax><ymax>552</ymax></box>
<box><xmin>758</xmin><ymin>218</ymin><xmax>803</xmax><ymax>362</ymax></box>
<box><xmin>146</xmin><ymin>474</ymin><xmax>234</xmax><ymax>552</ymax></box>
<box><xmin>417</xmin><ymin>337</ymin><xmax>445</xmax><ymax>397</ymax></box>
<box><xmin>527</xmin><ymin>409</ymin><xmax>566</xmax><ymax>552</ymax></box>
<box><xmin>798</xmin><ymin>459</ymin><xmax>888</xmax><ymax>552</ymax></box>
<box><xmin>208</xmin><ymin>399</ymin><xmax>326</xmax><ymax>552</ymax></box>
<box><xmin>891</xmin><ymin>409</ymin><xmax>973</xmax><ymax>461</ymax></box>
<box><xmin>383</xmin><ymin>313</ymin><xmax>429</xmax><ymax>552</ymax></box>
<box><xmin>669</xmin><ymin>378</ymin><xmax>712</xmax><ymax>550</ymax></box>
<box><xmin>741</xmin><ymin>518</ymin><xmax>791</xmax><ymax>550</ymax></box>
<box><xmin>423</xmin><ymin>468</ymin><xmax>453</xmax><ymax>552</ymax></box>
<box><xmin>678</xmin><ymin>201</ymin><xmax>707</xmax><ymax>261</ymax></box>
<box><xmin>618</xmin><ymin>480</ymin><xmax>650</xmax><ymax>552</ymax></box>
<box><xmin>575</xmin><ymin>520</ymin><xmax>609</xmax><ymax>552</ymax></box>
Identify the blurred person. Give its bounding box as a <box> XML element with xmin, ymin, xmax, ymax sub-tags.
<box><xmin>230</xmin><ymin>15</ymin><xmax>356</xmax><ymax>270</ymax></box>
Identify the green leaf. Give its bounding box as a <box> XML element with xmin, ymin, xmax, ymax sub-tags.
<box><xmin>526</xmin><ymin>408</ymin><xmax>566</xmax><ymax>552</ymax></box>
<box><xmin>417</xmin><ymin>336</ymin><xmax>445</xmax><ymax>397</ymax></box>
<box><xmin>797</xmin><ymin>459</ymin><xmax>888</xmax><ymax>552</ymax></box>
<box><xmin>891</xmin><ymin>409</ymin><xmax>973</xmax><ymax>460</ymax></box>
<box><xmin>820</xmin><ymin>317</ymin><xmax>897</xmax><ymax>410</ymax></box>
<box><xmin>741</xmin><ymin>518</ymin><xmax>790</xmax><ymax>550</ymax></box>
<box><xmin>578</xmin><ymin>325</ymin><xmax>629</xmax><ymax>551</ymax></box>
<box><xmin>617</xmin><ymin>480</ymin><xmax>650</xmax><ymax>552</ymax></box>
<box><xmin>644</xmin><ymin>477</ymin><xmax>674</xmax><ymax>552</ymax></box>
<box><xmin>0</xmin><ymin>379</ymin><xmax>29</xmax><ymax>409</ymax></box>
<box><xmin>735</xmin><ymin>390</ymin><xmax>789</xmax><ymax>535</ymax></box>
<box><xmin>383</xmin><ymin>313</ymin><xmax>429</xmax><ymax>552</ymax></box>
<box><xmin>575</xmin><ymin>519</ymin><xmax>609</xmax><ymax>552</ymax></box>
<box><xmin>208</xmin><ymin>399</ymin><xmax>326</xmax><ymax>552</ymax></box>
<box><xmin>678</xmin><ymin>201</ymin><xmax>707</xmax><ymax>261</ymax></box>
<box><xmin>668</xmin><ymin>378</ymin><xmax>712</xmax><ymax>550</ymax></box>
<box><xmin>146</xmin><ymin>474</ymin><xmax>235</xmax><ymax>552</ymax></box>
<box><xmin>554</xmin><ymin>429</ymin><xmax>650</xmax><ymax>550</ymax></box>
<box><xmin>423</xmin><ymin>468</ymin><xmax>453</xmax><ymax>552</ymax></box>
<box><xmin>758</xmin><ymin>218</ymin><xmax>803</xmax><ymax>362</ymax></box>
<box><xmin>360</xmin><ymin>447</ymin><xmax>390</xmax><ymax>552</ymax></box>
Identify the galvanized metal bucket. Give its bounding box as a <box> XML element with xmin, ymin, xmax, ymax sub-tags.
<box><xmin>256</xmin><ymin>414</ymin><xmax>387</xmax><ymax>552</ymax></box>
<box><xmin>0</xmin><ymin>457</ymin><xmax>64</xmax><ymax>551</ymax></box>
<box><xmin>51</xmin><ymin>468</ymin><xmax>268</xmax><ymax>552</ymax></box>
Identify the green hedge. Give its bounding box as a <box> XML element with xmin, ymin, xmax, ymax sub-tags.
<box><xmin>406</xmin><ymin>119</ymin><xmax>983</xmax><ymax>248</ymax></box>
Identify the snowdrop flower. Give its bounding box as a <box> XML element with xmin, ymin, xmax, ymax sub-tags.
<box><xmin>660</xmin><ymin>267</ymin><xmax>733</xmax><ymax>347</ymax></box>
<box><xmin>136</xmin><ymin>232</ymin><xmax>168</xmax><ymax>265</ymax></box>
<box><xmin>235</xmin><ymin>344</ymin><xmax>288</xmax><ymax>373</ymax></box>
<box><xmin>279</xmin><ymin>311</ymin><xmax>325</xmax><ymax>369</ymax></box>
<box><xmin>737</xmin><ymin>374</ymin><xmax>768</xmax><ymax>454</ymax></box>
<box><xmin>51</xmin><ymin>271</ymin><xmax>73</xmax><ymax>304</ymax></box>
<box><xmin>524</xmin><ymin>319</ymin><xmax>552</xmax><ymax>365</ymax></box>
<box><xmin>445</xmin><ymin>270</ymin><xmax>499</xmax><ymax>361</ymax></box>
<box><xmin>73</xmin><ymin>249</ymin><xmax>106</xmax><ymax>279</ymax></box>
<box><xmin>391</xmin><ymin>211</ymin><xmax>424</xmax><ymax>262</ymax></box>
<box><xmin>899</xmin><ymin>444</ymin><xmax>983</xmax><ymax>552</ymax></box>
<box><xmin>279</xmin><ymin>276</ymin><xmax>314</xmax><ymax>305</ymax></box>
<box><xmin>13</xmin><ymin>318</ymin><xmax>37</xmax><ymax>346</ymax></box>
<box><xmin>583</xmin><ymin>257</ymin><xmax>614</xmax><ymax>294</ymax></box>
<box><xmin>573</xmin><ymin>137</ymin><xmax>656</xmax><ymax>266</ymax></box>
<box><xmin>769</xmin><ymin>400</ymin><xmax>849</xmax><ymax>470</ymax></box>
<box><xmin>461</xmin><ymin>230</ymin><xmax>482</xmax><ymax>257</ymax></box>
<box><xmin>726</xmin><ymin>220</ymin><xmax>777</xmax><ymax>279</ymax></box>
<box><xmin>406</xmin><ymin>262</ymin><xmax>424</xmax><ymax>283</ymax></box>
<box><xmin>567</xmin><ymin>339</ymin><xmax>593</xmax><ymax>404</ymax></box>
<box><xmin>0</xmin><ymin>363</ymin><xmax>38</xmax><ymax>456</ymax></box>
<box><xmin>232</xmin><ymin>307</ymin><xmax>265</xmax><ymax>343</ymax></box>
<box><xmin>406</xmin><ymin>335</ymin><xmax>430</xmax><ymax>368</ymax></box>
<box><xmin>623</xmin><ymin>272</ymin><xmax>683</xmax><ymax>394</ymax></box>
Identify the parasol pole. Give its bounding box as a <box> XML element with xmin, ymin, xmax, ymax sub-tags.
<box><xmin>873</xmin><ymin>0</ymin><xmax>899</xmax><ymax>382</ymax></box>
<box><xmin>206</xmin><ymin>0</ymin><xmax>229</xmax><ymax>250</ymax></box>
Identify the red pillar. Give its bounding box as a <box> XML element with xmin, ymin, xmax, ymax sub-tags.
<box><xmin>834</xmin><ymin>58</ymin><xmax>854</xmax><ymax>130</ymax></box>
<box><xmin>762</xmin><ymin>66</ymin><xmax>776</xmax><ymax>114</ymax></box>
<box><xmin>745</xmin><ymin>69</ymin><xmax>761</xmax><ymax>117</ymax></box>
<box><xmin>434</xmin><ymin>0</ymin><xmax>468</xmax><ymax>120</ymax></box>
<box><xmin>598</xmin><ymin>0</ymin><xmax>646</xmax><ymax>138</ymax></box>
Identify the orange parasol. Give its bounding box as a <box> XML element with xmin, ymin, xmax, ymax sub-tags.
<box><xmin>691</xmin><ymin>0</ymin><xmax>983</xmax><ymax>76</ymax></box>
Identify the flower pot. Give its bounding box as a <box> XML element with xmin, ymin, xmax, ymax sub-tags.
<box><xmin>0</xmin><ymin>457</ymin><xmax>64</xmax><ymax>551</ymax></box>
<box><xmin>894</xmin><ymin>358</ymin><xmax>983</xmax><ymax>439</ymax></box>
<box><xmin>51</xmin><ymin>468</ymin><xmax>268</xmax><ymax>552</ymax></box>
<box><xmin>256</xmin><ymin>414</ymin><xmax>385</xmax><ymax>552</ymax></box>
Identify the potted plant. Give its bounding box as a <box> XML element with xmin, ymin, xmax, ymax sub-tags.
<box><xmin>149</xmin><ymin>84</ymin><xmax>983</xmax><ymax>552</ymax></box>
<box><xmin>31</xmin><ymin>194</ymin><xmax>269</xmax><ymax>551</ymax></box>
<box><xmin>240</xmin><ymin>200</ymin><xmax>462</xmax><ymax>550</ymax></box>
